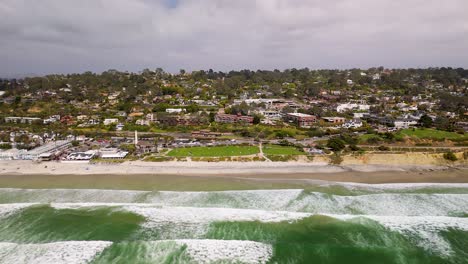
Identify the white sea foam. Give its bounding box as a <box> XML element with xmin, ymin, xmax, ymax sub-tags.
<box><xmin>0</xmin><ymin>188</ymin><xmax>149</xmax><ymax>203</ymax></box>
<box><xmin>174</xmin><ymin>239</ymin><xmax>272</xmax><ymax>264</ymax></box>
<box><xmin>1</xmin><ymin>187</ymin><xmax>468</xmax><ymax>217</ymax></box>
<box><xmin>50</xmin><ymin>203</ymin><xmax>310</xmax><ymax>238</ymax></box>
<box><xmin>330</xmin><ymin>215</ymin><xmax>468</xmax><ymax>256</ymax></box>
<box><xmin>50</xmin><ymin>203</ymin><xmax>309</xmax><ymax>237</ymax></box>
<box><xmin>50</xmin><ymin>203</ymin><xmax>310</xmax><ymax>223</ymax></box>
<box><xmin>3</xmin><ymin>188</ymin><xmax>467</xmax><ymax>218</ymax></box>
<box><xmin>106</xmin><ymin>240</ymin><xmax>272</xmax><ymax>264</ymax></box>
<box><xmin>136</xmin><ymin>190</ymin><xmax>468</xmax><ymax>216</ymax></box>
<box><xmin>332</xmin><ymin>182</ymin><xmax>468</xmax><ymax>191</ymax></box>
<box><xmin>146</xmin><ymin>189</ymin><xmax>304</xmax><ymax>210</ymax></box>
<box><xmin>0</xmin><ymin>203</ymin><xmax>36</xmax><ymax>218</ymax></box>
<box><xmin>0</xmin><ymin>241</ymin><xmax>112</xmax><ymax>264</ymax></box>
<box><xmin>290</xmin><ymin>192</ymin><xmax>468</xmax><ymax>216</ymax></box>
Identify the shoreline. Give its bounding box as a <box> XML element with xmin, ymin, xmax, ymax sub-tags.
<box><xmin>0</xmin><ymin>161</ymin><xmax>467</xmax><ymax>190</ymax></box>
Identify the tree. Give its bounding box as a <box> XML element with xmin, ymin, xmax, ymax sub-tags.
<box><xmin>253</xmin><ymin>115</ymin><xmax>262</xmax><ymax>125</ymax></box>
<box><xmin>0</xmin><ymin>143</ymin><xmax>12</xmax><ymax>150</ymax></box>
<box><xmin>327</xmin><ymin>138</ymin><xmax>345</xmax><ymax>152</ymax></box>
<box><xmin>418</xmin><ymin>115</ymin><xmax>433</xmax><ymax>128</ymax></box>
<box><xmin>434</xmin><ymin>116</ymin><xmax>454</xmax><ymax>131</ymax></box>
<box><xmin>152</xmin><ymin>103</ymin><xmax>171</xmax><ymax>113</ymax></box>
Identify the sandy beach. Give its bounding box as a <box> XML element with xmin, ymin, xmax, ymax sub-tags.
<box><xmin>0</xmin><ymin>160</ymin><xmax>456</xmax><ymax>176</ymax></box>
<box><xmin>0</xmin><ymin>160</ymin><xmax>467</xmax><ymax>190</ymax></box>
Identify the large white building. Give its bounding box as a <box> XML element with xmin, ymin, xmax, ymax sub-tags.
<box><xmin>99</xmin><ymin>148</ymin><xmax>129</xmax><ymax>159</ymax></box>
<box><xmin>394</xmin><ymin>119</ymin><xmax>418</xmax><ymax>129</ymax></box>
<box><xmin>20</xmin><ymin>140</ymin><xmax>71</xmax><ymax>160</ymax></box>
<box><xmin>337</xmin><ymin>103</ymin><xmax>371</xmax><ymax>113</ymax></box>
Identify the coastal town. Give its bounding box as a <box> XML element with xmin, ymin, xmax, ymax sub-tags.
<box><xmin>0</xmin><ymin>67</ymin><xmax>466</xmax><ymax>165</ymax></box>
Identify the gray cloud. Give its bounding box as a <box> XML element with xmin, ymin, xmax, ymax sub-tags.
<box><xmin>0</xmin><ymin>0</ymin><xmax>467</xmax><ymax>76</ymax></box>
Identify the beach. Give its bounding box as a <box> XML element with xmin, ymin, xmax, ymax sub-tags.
<box><xmin>0</xmin><ymin>160</ymin><xmax>461</xmax><ymax>175</ymax></box>
<box><xmin>0</xmin><ymin>160</ymin><xmax>467</xmax><ymax>191</ymax></box>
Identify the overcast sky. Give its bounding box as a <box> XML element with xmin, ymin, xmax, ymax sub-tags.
<box><xmin>1</xmin><ymin>0</ymin><xmax>467</xmax><ymax>77</ymax></box>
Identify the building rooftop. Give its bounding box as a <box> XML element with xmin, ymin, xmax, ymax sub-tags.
<box><xmin>287</xmin><ymin>113</ymin><xmax>314</xmax><ymax>117</ymax></box>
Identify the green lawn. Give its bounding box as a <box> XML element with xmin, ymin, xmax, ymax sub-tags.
<box><xmin>262</xmin><ymin>145</ymin><xmax>304</xmax><ymax>155</ymax></box>
<box><xmin>167</xmin><ymin>145</ymin><xmax>259</xmax><ymax>157</ymax></box>
<box><xmin>397</xmin><ymin>129</ymin><xmax>466</xmax><ymax>140</ymax></box>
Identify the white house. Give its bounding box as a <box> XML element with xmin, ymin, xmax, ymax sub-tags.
<box><xmin>103</xmin><ymin>118</ymin><xmax>119</xmax><ymax>125</ymax></box>
<box><xmin>394</xmin><ymin>119</ymin><xmax>418</xmax><ymax>129</ymax></box>
<box><xmin>136</xmin><ymin>119</ymin><xmax>151</xmax><ymax>126</ymax></box>
<box><xmin>353</xmin><ymin>112</ymin><xmax>369</xmax><ymax>118</ymax></box>
<box><xmin>43</xmin><ymin>115</ymin><xmax>61</xmax><ymax>124</ymax></box>
<box><xmin>342</xmin><ymin>119</ymin><xmax>363</xmax><ymax>129</ymax></box>
<box><xmin>260</xmin><ymin>110</ymin><xmax>282</xmax><ymax>120</ymax></box>
<box><xmin>166</xmin><ymin>108</ymin><xmax>184</xmax><ymax>114</ymax></box>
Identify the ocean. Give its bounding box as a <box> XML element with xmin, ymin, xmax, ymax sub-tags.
<box><xmin>0</xmin><ymin>181</ymin><xmax>467</xmax><ymax>263</ymax></box>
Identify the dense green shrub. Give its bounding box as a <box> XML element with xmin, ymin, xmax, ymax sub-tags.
<box><xmin>327</xmin><ymin>138</ymin><xmax>345</xmax><ymax>152</ymax></box>
<box><xmin>443</xmin><ymin>151</ymin><xmax>457</xmax><ymax>161</ymax></box>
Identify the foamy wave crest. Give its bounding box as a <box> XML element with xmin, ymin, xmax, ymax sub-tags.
<box><xmin>94</xmin><ymin>240</ymin><xmax>272</xmax><ymax>264</ymax></box>
<box><xmin>2</xmin><ymin>188</ymin><xmax>467</xmax><ymax>217</ymax></box>
<box><xmin>145</xmin><ymin>190</ymin><xmax>468</xmax><ymax>216</ymax></box>
<box><xmin>333</xmin><ymin>182</ymin><xmax>468</xmax><ymax>191</ymax></box>
<box><xmin>0</xmin><ymin>188</ymin><xmax>149</xmax><ymax>203</ymax></box>
<box><xmin>50</xmin><ymin>203</ymin><xmax>310</xmax><ymax>239</ymax></box>
<box><xmin>147</xmin><ymin>189</ymin><xmax>304</xmax><ymax>210</ymax></box>
<box><xmin>0</xmin><ymin>241</ymin><xmax>112</xmax><ymax>264</ymax></box>
<box><xmin>333</xmin><ymin>215</ymin><xmax>468</xmax><ymax>256</ymax></box>
<box><xmin>174</xmin><ymin>239</ymin><xmax>272</xmax><ymax>264</ymax></box>
<box><xmin>0</xmin><ymin>203</ymin><xmax>36</xmax><ymax>218</ymax></box>
<box><xmin>50</xmin><ymin>203</ymin><xmax>310</xmax><ymax>223</ymax></box>
<box><xmin>291</xmin><ymin>193</ymin><xmax>468</xmax><ymax>216</ymax></box>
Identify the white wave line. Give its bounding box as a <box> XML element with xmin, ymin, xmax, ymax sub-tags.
<box><xmin>0</xmin><ymin>241</ymin><xmax>112</xmax><ymax>264</ymax></box>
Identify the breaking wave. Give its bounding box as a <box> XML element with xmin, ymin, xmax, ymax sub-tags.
<box><xmin>0</xmin><ymin>183</ymin><xmax>467</xmax><ymax>263</ymax></box>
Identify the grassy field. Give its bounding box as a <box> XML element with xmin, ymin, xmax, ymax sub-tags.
<box><xmin>167</xmin><ymin>145</ymin><xmax>259</xmax><ymax>157</ymax></box>
<box><xmin>396</xmin><ymin>129</ymin><xmax>467</xmax><ymax>140</ymax></box>
<box><xmin>262</xmin><ymin>145</ymin><xmax>304</xmax><ymax>155</ymax></box>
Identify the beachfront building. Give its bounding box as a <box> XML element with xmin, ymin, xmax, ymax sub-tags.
<box><xmin>285</xmin><ymin>113</ymin><xmax>317</xmax><ymax>128</ymax></box>
<box><xmin>98</xmin><ymin>148</ymin><xmax>129</xmax><ymax>159</ymax></box>
<box><xmin>20</xmin><ymin>140</ymin><xmax>71</xmax><ymax>160</ymax></box>
<box><xmin>63</xmin><ymin>151</ymin><xmax>96</xmax><ymax>162</ymax></box>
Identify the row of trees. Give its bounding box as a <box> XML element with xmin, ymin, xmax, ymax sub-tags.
<box><xmin>2</xmin><ymin>67</ymin><xmax>467</xmax><ymax>98</ymax></box>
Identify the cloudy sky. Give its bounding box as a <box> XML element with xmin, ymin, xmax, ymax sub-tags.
<box><xmin>1</xmin><ymin>0</ymin><xmax>467</xmax><ymax>76</ymax></box>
